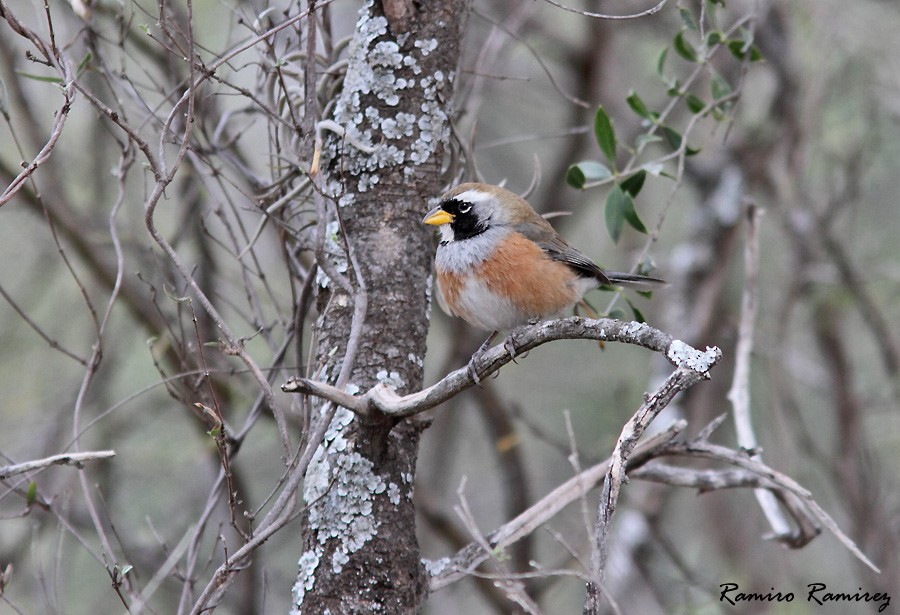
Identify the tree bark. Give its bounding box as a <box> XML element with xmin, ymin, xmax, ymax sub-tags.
<box><xmin>292</xmin><ymin>1</ymin><xmax>467</xmax><ymax>612</ymax></box>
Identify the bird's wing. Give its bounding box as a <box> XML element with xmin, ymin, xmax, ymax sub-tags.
<box><xmin>513</xmin><ymin>221</ymin><xmax>611</xmax><ymax>284</ymax></box>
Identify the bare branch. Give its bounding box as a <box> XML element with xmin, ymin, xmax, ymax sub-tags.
<box><xmin>652</xmin><ymin>437</ymin><xmax>881</xmax><ymax>573</ymax></box>
<box><xmin>727</xmin><ymin>203</ymin><xmax>795</xmax><ymax>537</ymax></box>
<box><xmin>428</xmin><ymin>420</ymin><xmax>688</xmax><ymax>590</ymax></box>
<box><xmin>538</xmin><ymin>0</ymin><xmax>669</xmax><ymax>20</ymax></box>
<box><xmin>585</xmin><ymin>364</ymin><xmax>716</xmax><ymax>612</ymax></box>
<box><xmin>0</xmin><ymin>451</ymin><xmax>115</xmax><ymax>480</ymax></box>
<box><xmin>282</xmin><ymin>317</ymin><xmax>722</xmax><ymax>418</ymax></box>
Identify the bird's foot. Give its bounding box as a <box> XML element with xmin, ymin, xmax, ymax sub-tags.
<box><xmin>467</xmin><ymin>332</ymin><xmax>498</xmax><ymax>386</ymax></box>
<box><xmin>502</xmin><ymin>333</ymin><xmax>518</xmax><ymax>363</ymax></box>
<box><xmin>502</xmin><ymin>320</ymin><xmax>539</xmax><ymax>362</ymax></box>
<box><xmin>467</xmin><ymin>356</ymin><xmax>482</xmax><ymax>387</ymax></box>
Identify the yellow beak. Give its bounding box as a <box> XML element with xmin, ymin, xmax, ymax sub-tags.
<box><xmin>423</xmin><ymin>206</ymin><xmax>454</xmax><ymax>226</ymax></box>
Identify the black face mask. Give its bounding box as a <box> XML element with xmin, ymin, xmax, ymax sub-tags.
<box><xmin>441</xmin><ymin>199</ymin><xmax>488</xmax><ymax>241</ymax></box>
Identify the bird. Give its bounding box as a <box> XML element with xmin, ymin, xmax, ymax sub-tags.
<box><xmin>423</xmin><ymin>182</ymin><xmax>665</xmax><ymax>381</ymax></box>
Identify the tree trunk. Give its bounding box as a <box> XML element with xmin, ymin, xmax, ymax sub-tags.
<box><xmin>292</xmin><ymin>0</ymin><xmax>467</xmax><ymax>612</ymax></box>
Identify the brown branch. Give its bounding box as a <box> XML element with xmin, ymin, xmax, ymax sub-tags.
<box><xmin>431</xmin><ymin>409</ymin><xmax>881</xmax><ymax>599</ymax></box>
<box><xmin>0</xmin><ymin>1</ymin><xmax>77</xmax><ymax>208</ymax></box>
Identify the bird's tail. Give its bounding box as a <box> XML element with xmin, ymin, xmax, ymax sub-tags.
<box><xmin>603</xmin><ymin>272</ymin><xmax>668</xmax><ymax>291</ymax></box>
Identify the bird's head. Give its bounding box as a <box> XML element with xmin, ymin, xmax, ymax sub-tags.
<box><xmin>422</xmin><ymin>182</ymin><xmax>534</xmax><ymax>242</ymax></box>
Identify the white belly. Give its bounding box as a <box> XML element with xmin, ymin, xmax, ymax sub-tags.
<box><xmin>437</xmin><ymin>274</ymin><xmax>593</xmax><ymax>331</ymax></box>
<box><xmin>442</xmin><ymin>276</ymin><xmax>535</xmax><ymax>331</ymax></box>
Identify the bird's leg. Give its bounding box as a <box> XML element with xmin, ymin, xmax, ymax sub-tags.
<box><xmin>502</xmin><ymin>318</ymin><xmax>539</xmax><ymax>362</ymax></box>
<box><xmin>502</xmin><ymin>330</ymin><xmax>520</xmax><ymax>363</ymax></box>
<box><xmin>467</xmin><ymin>331</ymin><xmax>498</xmax><ymax>386</ymax></box>
<box><xmin>577</xmin><ymin>299</ymin><xmax>599</xmax><ymax>319</ymax></box>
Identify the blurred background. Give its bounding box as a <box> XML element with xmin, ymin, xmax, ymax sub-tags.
<box><xmin>1</xmin><ymin>0</ymin><xmax>898</xmax><ymax>613</ymax></box>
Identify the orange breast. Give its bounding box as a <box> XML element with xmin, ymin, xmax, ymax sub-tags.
<box><xmin>474</xmin><ymin>233</ymin><xmax>579</xmax><ymax>315</ymax></box>
<box><xmin>435</xmin><ymin>267</ymin><xmax>469</xmax><ymax>320</ymax></box>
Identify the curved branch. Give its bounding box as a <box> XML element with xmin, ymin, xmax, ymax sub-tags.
<box><xmin>427</xmin><ymin>420</ymin><xmax>687</xmax><ymax>590</ymax></box>
<box><xmin>653</xmin><ymin>437</ymin><xmax>881</xmax><ymax>573</ymax></box>
<box><xmin>539</xmin><ymin>0</ymin><xmax>668</xmax><ymax>20</ymax></box>
<box><xmin>281</xmin><ymin>317</ymin><xmax>721</xmax><ymax>419</ymax></box>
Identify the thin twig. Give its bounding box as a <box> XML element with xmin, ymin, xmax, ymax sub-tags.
<box><xmin>0</xmin><ymin>451</ymin><xmax>115</xmax><ymax>479</ymax></box>
<box><xmin>727</xmin><ymin>204</ymin><xmax>793</xmax><ymax>537</ymax></box>
<box><xmin>651</xmin><ymin>436</ymin><xmax>881</xmax><ymax>573</ymax></box>
<box><xmin>539</xmin><ymin>0</ymin><xmax>668</xmax><ymax>20</ymax></box>
<box><xmin>428</xmin><ymin>421</ymin><xmax>687</xmax><ymax>590</ymax></box>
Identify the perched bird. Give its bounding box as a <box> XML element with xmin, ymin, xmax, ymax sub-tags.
<box><xmin>423</xmin><ymin>182</ymin><xmax>665</xmax><ymax>379</ymax></box>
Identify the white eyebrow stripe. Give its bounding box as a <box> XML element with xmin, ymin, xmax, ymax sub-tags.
<box><xmin>453</xmin><ymin>189</ymin><xmax>492</xmax><ymax>204</ymax></box>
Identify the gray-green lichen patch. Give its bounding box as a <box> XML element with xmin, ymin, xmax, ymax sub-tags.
<box><xmin>667</xmin><ymin>339</ymin><xmax>721</xmax><ymax>372</ymax></box>
<box><xmin>291</xmin><ymin>549</ymin><xmax>321</xmax><ymax>611</ymax></box>
<box><xmin>322</xmin><ymin>0</ymin><xmax>454</xmax><ymax>203</ymax></box>
<box><xmin>296</xmin><ymin>0</ymin><xmax>455</xmax><ymax>608</ymax></box>
<box><xmin>423</xmin><ymin>556</ymin><xmax>450</xmax><ymax>576</ymax></box>
<box><xmin>295</xmin><ymin>405</ymin><xmax>388</xmax><ymax>609</ymax></box>
<box><xmin>315</xmin><ymin>219</ymin><xmax>349</xmax><ymax>288</ymax></box>
<box><xmin>375</xmin><ymin>369</ymin><xmax>405</xmax><ymax>390</ymax></box>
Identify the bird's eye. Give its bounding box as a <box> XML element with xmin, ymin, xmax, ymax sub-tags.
<box><xmin>458</xmin><ymin>203</ymin><xmax>472</xmax><ymax>214</ymax></box>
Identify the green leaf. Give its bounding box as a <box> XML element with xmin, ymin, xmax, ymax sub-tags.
<box><xmin>727</xmin><ymin>39</ymin><xmax>763</xmax><ymax>62</ymax></box>
<box><xmin>665</xmin><ymin>79</ymin><xmax>682</xmax><ymax>97</ymax></box>
<box><xmin>608</xmin><ymin>308</ymin><xmax>627</xmax><ymax>320</ymax></box>
<box><xmin>594</xmin><ymin>106</ymin><xmax>617</xmax><ymax>166</ymax></box>
<box><xmin>626</xmin><ymin>90</ymin><xmax>652</xmax><ymax>120</ymax></box>
<box><xmin>674</xmin><ymin>32</ymin><xmax>698</xmax><ymax>63</ymax></box>
<box><xmin>659</xmin><ymin>169</ymin><xmax>678</xmax><ymax>181</ymax></box>
<box><xmin>13</xmin><ymin>71</ymin><xmax>63</xmax><ymax>84</ymax></box>
<box><xmin>636</xmin><ymin>255</ymin><xmax>657</xmax><ymax>276</ymax></box>
<box><xmin>26</xmin><ymin>481</ymin><xmax>37</xmax><ymax>505</ymax></box>
<box><xmin>566</xmin><ymin>166</ymin><xmax>586</xmax><ymax>189</ymax></box>
<box><xmin>605</xmin><ymin>186</ymin><xmax>627</xmax><ymax>242</ymax></box>
<box><xmin>656</xmin><ymin>47</ymin><xmax>668</xmax><ymax>76</ymax></box>
<box><xmin>662</xmin><ymin>125</ymin><xmax>682</xmax><ymax>150</ymax></box>
<box><xmin>626</xmin><ymin>298</ymin><xmax>646</xmax><ymax>323</ymax></box>
<box><xmin>707</xmin><ymin>31</ymin><xmax>723</xmax><ymax>47</ymax></box>
<box><xmin>685</xmin><ymin>93</ymin><xmax>706</xmax><ymax>114</ymax></box>
<box><xmin>711</xmin><ymin>71</ymin><xmax>733</xmax><ymax>101</ymax></box>
<box><xmin>679</xmin><ymin>8</ymin><xmax>699</xmax><ymax>31</ymax></box>
<box><xmin>620</xmin><ymin>170</ymin><xmax>647</xmax><ymax>197</ymax></box>
<box><xmin>621</xmin><ymin>197</ymin><xmax>648</xmax><ymax>234</ymax></box>
<box><xmin>76</xmin><ymin>52</ymin><xmax>92</xmax><ymax>77</ymax></box>
<box><xmin>661</xmin><ymin>125</ymin><xmax>701</xmax><ymax>156</ymax></box>
<box><xmin>605</xmin><ymin>186</ymin><xmax>647</xmax><ymax>241</ymax></box>
<box><xmin>566</xmin><ymin>160</ymin><xmax>612</xmax><ymax>189</ymax></box>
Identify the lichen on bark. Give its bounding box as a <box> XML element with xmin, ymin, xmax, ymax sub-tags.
<box><xmin>292</xmin><ymin>1</ymin><xmax>468</xmax><ymax>612</ymax></box>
